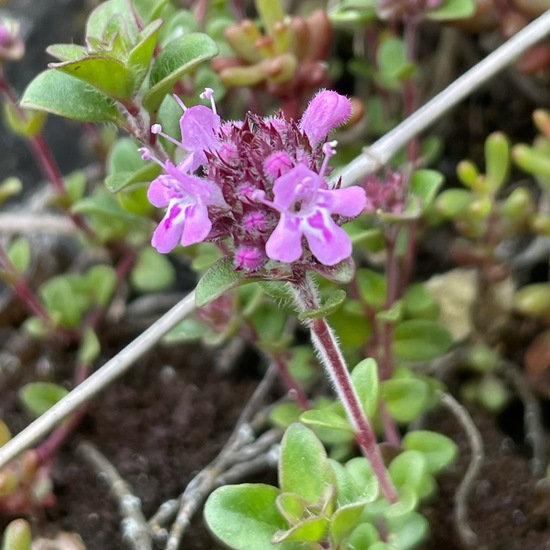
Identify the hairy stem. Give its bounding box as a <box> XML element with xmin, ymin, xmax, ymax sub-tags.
<box><xmin>290</xmin><ymin>273</ymin><xmax>397</xmax><ymax>502</ymax></box>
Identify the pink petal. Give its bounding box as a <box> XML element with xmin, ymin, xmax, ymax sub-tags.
<box><xmin>180</xmin><ymin>105</ymin><xmax>221</xmax><ymax>155</ymax></box>
<box><xmin>151</xmin><ymin>202</ymin><xmax>185</xmax><ymax>253</ymax></box>
<box><xmin>299</xmin><ymin>91</ymin><xmax>352</xmax><ymax>146</ymax></box>
<box><xmin>265</xmin><ymin>216</ymin><xmax>303</xmax><ymax>263</ymax></box>
<box><xmin>147</xmin><ymin>177</ymin><xmax>176</xmax><ymax>208</ymax></box>
<box><xmin>319</xmin><ymin>186</ymin><xmax>367</xmax><ymax>217</ymax></box>
<box><xmin>180</xmin><ymin>202</ymin><xmax>212</xmax><ymax>246</ymax></box>
<box><xmin>304</xmin><ymin>210</ymin><xmax>352</xmax><ymax>265</ymax></box>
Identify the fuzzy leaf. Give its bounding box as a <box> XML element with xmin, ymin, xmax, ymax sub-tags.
<box><xmin>49</xmin><ymin>56</ymin><xmax>136</xmax><ymax>101</ymax></box>
<box><xmin>21</xmin><ymin>70</ymin><xmax>123</xmax><ymax>124</ymax></box>
<box><xmin>279</xmin><ymin>423</ymin><xmax>336</xmax><ymax>504</ymax></box>
<box><xmin>204</xmin><ymin>484</ymin><xmax>299</xmax><ymax>550</ymax></box>
<box><xmin>195</xmin><ymin>257</ymin><xmax>253</xmax><ymax>308</ymax></box>
<box><xmin>144</xmin><ymin>33</ymin><xmax>219</xmax><ymax>114</ymax></box>
<box><xmin>47</xmin><ymin>43</ymin><xmax>88</xmax><ymax>62</ymax></box>
<box><xmin>273</xmin><ymin>516</ymin><xmax>329</xmax><ymax>544</ymax></box>
<box><xmin>127</xmin><ymin>19</ymin><xmax>163</xmax><ymax>87</ymax></box>
<box><xmin>298</xmin><ymin>289</ymin><xmax>346</xmax><ymax>321</ymax></box>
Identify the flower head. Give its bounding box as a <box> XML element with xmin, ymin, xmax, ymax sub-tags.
<box><xmin>142</xmin><ymin>88</ymin><xmax>365</xmax><ymax>269</ymax></box>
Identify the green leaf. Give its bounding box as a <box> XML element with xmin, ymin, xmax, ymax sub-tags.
<box><xmin>310</xmin><ymin>256</ymin><xmax>356</xmax><ymax>284</ymax></box>
<box><xmin>393</xmin><ymin>319</ymin><xmax>453</xmax><ymax>361</ymax></box>
<box><xmin>279</xmin><ymin>423</ymin><xmax>335</xmax><ymax>504</ymax></box>
<box><xmin>163</xmin><ymin>317</ymin><xmax>210</xmax><ymax>344</ymax></box>
<box><xmin>387</xmin><ymin>512</ymin><xmax>429</xmax><ymax>550</ymax></box>
<box><xmin>269</xmin><ymin>402</ymin><xmax>302</xmax><ymax>429</ymax></box>
<box><xmin>1</xmin><ymin>519</ymin><xmax>32</xmax><ymax>550</ymax></box>
<box><xmin>19</xmin><ymin>382</ymin><xmax>69</xmax><ymax>418</ymax></box>
<box><xmin>7</xmin><ymin>237</ymin><xmax>30</xmax><ymax>273</ymax></box>
<box><xmin>39</xmin><ymin>276</ymin><xmax>86</xmax><ymax>328</ymax></box>
<box><xmin>351</xmin><ymin>358</ymin><xmax>379</xmax><ymax>418</ymax></box>
<box><xmin>130</xmin><ymin>248</ymin><xmax>176</xmax><ymax>292</ymax></box>
<box><xmin>485</xmin><ymin>132</ymin><xmax>510</xmax><ymax>192</ymax></box>
<box><xmin>402</xmin><ymin>283</ymin><xmax>440</xmax><ymax>320</ymax></box>
<box><xmin>144</xmin><ymin>32</ymin><xmax>219</xmax><ymax>114</ymax></box>
<box><xmin>357</xmin><ymin>268</ymin><xmax>387</xmax><ymax>310</ymax></box>
<box><xmin>435</xmin><ymin>188</ymin><xmax>474</xmax><ymax>219</ymax></box>
<box><xmin>426</xmin><ymin>0</ymin><xmax>475</xmax><ymax>20</ymax></box>
<box><xmin>86</xmin><ymin>0</ymin><xmax>137</xmax><ymax>41</ymax></box>
<box><xmin>204</xmin><ymin>484</ymin><xmax>298</xmax><ymax>550</ymax></box>
<box><xmin>298</xmin><ymin>289</ymin><xmax>346</xmax><ymax>321</ymax></box>
<box><xmin>388</xmin><ymin>451</ymin><xmax>427</xmax><ymax>494</ymax></box>
<box><xmin>127</xmin><ymin>19</ymin><xmax>163</xmax><ymax>88</ymax></box>
<box><xmin>300</xmin><ymin>409</ymin><xmax>354</xmax><ymax>433</ymax></box>
<box><xmin>403</xmin><ymin>430</ymin><xmax>458</xmax><ymax>475</ymax></box>
<box><xmin>330</xmin><ymin>301</ymin><xmax>372</xmax><ymax>347</ymax></box>
<box><xmin>514</xmin><ymin>283</ymin><xmax>550</xmax><ymax>317</ymax></box>
<box><xmin>87</xmin><ymin>264</ymin><xmax>117</xmax><ymax>307</ymax></box>
<box><xmin>195</xmin><ymin>257</ymin><xmax>251</xmax><ymax>308</ymax></box>
<box><xmin>77</xmin><ymin>328</ymin><xmax>101</xmax><ymax>364</ymax></box>
<box><xmin>380</xmin><ymin>378</ymin><xmax>431</xmax><ymax>423</ymax></box>
<box><xmin>276</xmin><ymin>493</ymin><xmax>307</xmax><ymax>524</ymax></box>
<box><xmin>273</xmin><ymin>516</ymin><xmax>330</xmax><ymax>544</ymax></box>
<box><xmin>330</xmin><ymin>503</ymin><xmax>366</xmax><ymax>547</ymax></box>
<box><xmin>21</xmin><ymin>70</ymin><xmax>123</xmax><ymax>124</ymax></box>
<box><xmin>72</xmin><ymin>190</ymin><xmax>145</xmax><ymax>225</ymax></box>
<box><xmin>47</xmin><ymin>43</ymin><xmax>88</xmax><ymax>62</ymax></box>
<box><xmin>50</xmin><ymin>56</ymin><xmax>136</xmax><ymax>101</ymax></box>
<box><xmin>3</xmin><ymin>102</ymin><xmax>47</xmax><ymax>138</ymax></box>
<box><xmin>409</xmin><ymin>169</ymin><xmax>443</xmax><ymax>211</ymax></box>
<box><xmin>346</xmin><ymin>522</ymin><xmax>381</xmax><ymax>549</ymax></box>
<box><xmin>0</xmin><ymin>177</ymin><xmax>23</xmax><ymax>206</ymax></box>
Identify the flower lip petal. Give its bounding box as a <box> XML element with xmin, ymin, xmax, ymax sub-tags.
<box><xmin>299</xmin><ymin>90</ymin><xmax>352</xmax><ymax>146</ymax></box>
<box><xmin>318</xmin><ymin>186</ymin><xmax>367</xmax><ymax>217</ymax></box>
<box><xmin>265</xmin><ymin>214</ymin><xmax>304</xmax><ymax>263</ymax></box>
<box><xmin>304</xmin><ymin>210</ymin><xmax>352</xmax><ymax>266</ymax></box>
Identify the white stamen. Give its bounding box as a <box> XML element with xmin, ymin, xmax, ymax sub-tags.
<box><xmin>172</xmin><ymin>94</ymin><xmax>188</xmax><ymax>112</ymax></box>
<box><xmin>319</xmin><ymin>140</ymin><xmax>338</xmax><ymax>177</ymax></box>
<box><xmin>200</xmin><ymin>87</ymin><xmax>217</xmax><ymax>114</ymax></box>
<box><xmin>150</xmin><ymin>123</ymin><xmax>183</xmax><ymax>151</ymax></box>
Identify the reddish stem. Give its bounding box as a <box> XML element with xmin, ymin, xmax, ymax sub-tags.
<box><xmin>291</xmin><ymin>274</ymin><xmax>397</xmax><ymax>502</ymax></box>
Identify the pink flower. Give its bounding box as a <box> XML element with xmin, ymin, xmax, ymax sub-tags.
<box><xmin>259</xmin><ymin>162</ymin><xmax>366</xmax><ymax>266</ymax></box>
<box><xmin>299</xmin><ymin>90</ymin><xmax>352</xmax><ymax>146</ymax></box>
<box><xmin>147</xmin><ymin>163</ymin><xmax>226</xmax><ymax>253</ymax></box>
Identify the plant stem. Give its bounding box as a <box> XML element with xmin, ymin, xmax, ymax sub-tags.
<box><xmin>0</xmin><ymin>245</ymin><xmax>51</xmax><ymax>323</ymax></box>
<box><xmin>290</xmin><ymin>273</ymin><xmax>397</xmax><ymax>502</ymax></box>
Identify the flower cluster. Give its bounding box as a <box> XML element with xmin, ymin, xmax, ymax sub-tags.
<box><xmin>140</xmin><ymin>89</ymin><xmax>366</xmax><ymax>270</ymax></box>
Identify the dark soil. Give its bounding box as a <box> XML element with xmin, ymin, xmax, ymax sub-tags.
<box><xmin>1</xmin><ymin>323</ymin><xmax>550</xmax><ymax>549</ymax></box>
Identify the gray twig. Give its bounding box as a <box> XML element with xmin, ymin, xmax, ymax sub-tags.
<box><xmin>438</xmin><ymin>391</ymin><xmax>484</xmax><ymax>549</ymax></box>
<box><xmin>161</xmin><ymin>365</ymin><xmax>281</xmax><ymax>550</ymax></box>
<box><xmin>499</xmin><ymin>360</ymin><xmax>546</xmax><ymax>476</ymax></box>
<box><xmin>76</xmin><ymin>441</ymin><xmax>152</xmax><ymax>550</ymax></box>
